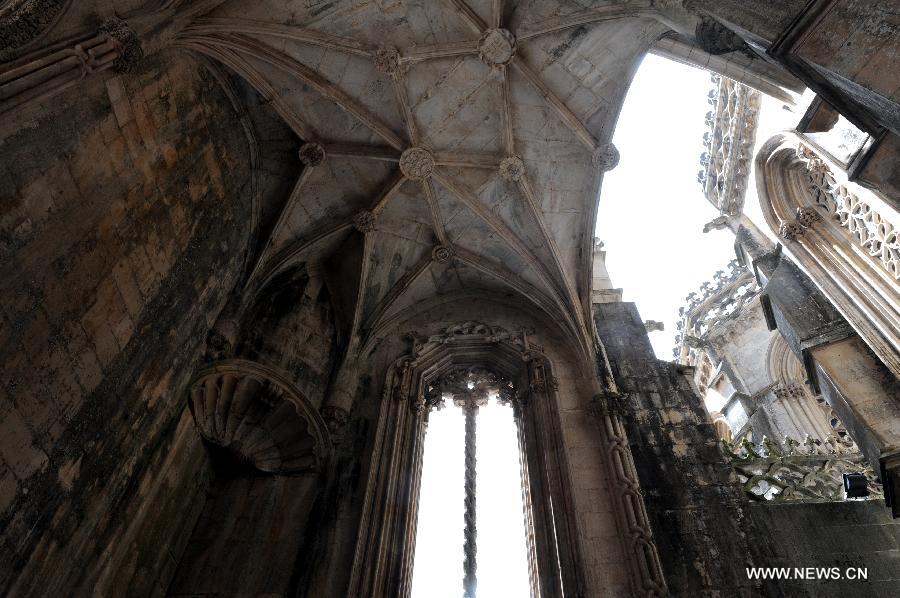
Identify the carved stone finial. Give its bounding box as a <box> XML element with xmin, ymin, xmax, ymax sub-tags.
<box><xmin>321</xmin><ymin>405</ymin><xmax>350</xmax><ymax>434</ymax></box>
<box><xmin>779</xmin><ymin>220</ymin><xmax>804</xmax><ymax>241</ymax></box>
<box><xmin>591</xmin><ymin>143</ymin><xmax>620</xmax><ymax>172</ymax></box>
<box><xmin>796</xmin><ymin>206</ymin><xmax>821</xmax><ymax>228</ymax></box>
<box><xmin>374</xmin><ymin>46</ymin><xmax>404</xmax><ymax>79</ymax></box>
<box><xmin>353</xmin><ymin>209</ymin><xmax>376</xmax><ymax>233</ymax></box>
<box><xmin>399</xmin><ymin>147</ymin><xmax>435</xmax><ymax>180</ymax></box>
<box><xmin>432</xmin><ymin>245</ymin><xmax>453</xmax><ymax>263</ymax></box>
<box><xmin>99</xmin><ymin>17</ymin><xmax>143</xmax><ymax>73</ymax></box>
<box><xmin>498</xmin><ymin>155</ymin><xmax>525</xmax><ymax>182</ymax></box>
<box><xmin>299</xmin><ymin>142</ymin><xmax>326</xmax><ymax>166</ymax></box>
<box><xmin>478</xmin><ymin>28</ymin><xmax>517</xmax><ymax>66</ymax></box>
<box><xmin>694</xmin><ymin>17</ymin><xmax>746</xmax><ymax>55</ymax></box>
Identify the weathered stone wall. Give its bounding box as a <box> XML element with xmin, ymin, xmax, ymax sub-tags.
<box><xmin>237</xmin><ymin>268</ymin><xmax>337</xmax><ymax>408</ymax></box>
<box><xmin>0</xmin><ymin>50</ymin><xmax>256</xmax><ymax>596</ymax></box>
<box><xmin>594</xmin><ymin>301</ymin><xmax>760</xmax><ymax>595</ymax></box>
<box><xmin>749</xmin><ymin>500</ymin><xmax>900</xmax><ymax>597</ymax></box>
<box><xmin>168</xmin><ymin>469</ymin><xmax>321</xmax><ymax>597</ymax></box>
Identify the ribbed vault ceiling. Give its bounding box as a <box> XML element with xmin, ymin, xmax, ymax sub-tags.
<box><xmin>176</xmin><ymin>0</ymin><xmax>668</xmax><ymax>356</ymax></box>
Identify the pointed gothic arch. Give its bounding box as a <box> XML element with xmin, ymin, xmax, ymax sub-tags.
<box><xmin>756</xmin><ymin>133</ymin><xmax>900</xmax><ymax>379</ymax></box>
<box><xmin>348</xmin><ymin>322</ymin><xmax>585</xmax><ymax>598</ymax></box>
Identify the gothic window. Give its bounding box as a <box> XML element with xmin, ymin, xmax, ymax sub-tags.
<box><xmin>350</xmin><ymin>327</ymin><xmax>586</xmax><ymax>598</ymax></box>
<box><xmin>409</xmin><ymin>368</ymin><xmax>530</xmax><ymax>598</ymax></box>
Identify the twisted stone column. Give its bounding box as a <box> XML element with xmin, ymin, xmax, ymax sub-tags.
<box><xmin>454</xmin><ymin>391</ymin><xmax>488</xmax><ymax>598</ymax></box>
<box><xmin>591</xmin><ymin>392</ymin><xmax>669</xmax><ymax>597</ymax></box>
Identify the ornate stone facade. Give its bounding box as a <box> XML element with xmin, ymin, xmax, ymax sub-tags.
<box><xmin>698</xmin><ymin>74</ymin><xmax>761</xmax><ymax>220</ymax></box>
<box><xmin>3</xmin><ymin>1</ymin><xmax>900</xmax><ymax>596</ymax></box>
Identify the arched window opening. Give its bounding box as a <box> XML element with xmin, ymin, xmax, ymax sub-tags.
<box><xmin>351</xmin><ymin>326</ymin><xmax>584</xmax><ymax>598</ymax></box>
<box><xmin>410</xmin><ymin>367</ymin><xmax>530</xmax><ymax>598</ymax></box>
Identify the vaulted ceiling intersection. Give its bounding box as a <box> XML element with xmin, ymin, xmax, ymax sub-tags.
<box><xmin>176</xmin><ymin>1</ymin><xmax>660</xmax><ymax>357</ymax></box>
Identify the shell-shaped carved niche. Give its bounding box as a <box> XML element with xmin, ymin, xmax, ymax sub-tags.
<box><xmin>187</xmin><ymin>360</ymin><xmax>331</xmax><ymax>474</ymax></box>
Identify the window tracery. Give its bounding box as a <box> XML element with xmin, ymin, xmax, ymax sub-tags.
<box><xmin>757</xmin><ymin>134</ymin><xmax>900</xmax><ymax>378</ymax></box>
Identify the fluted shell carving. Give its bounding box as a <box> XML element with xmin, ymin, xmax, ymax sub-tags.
<box><xmin>188</xmin><ymin>361</ymin><xmax>331</xmax><ymax>473</ymax></box>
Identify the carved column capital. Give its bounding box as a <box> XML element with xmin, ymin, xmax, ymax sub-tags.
<box><xmin>779</xmin><ymin>219</ymin><xmax>804</xmax><ymax>241</ymax></box>
<box><xmin>590</xmin><ymin>392</ymin><xmax>629</xmax><ymax>418</ymax></box>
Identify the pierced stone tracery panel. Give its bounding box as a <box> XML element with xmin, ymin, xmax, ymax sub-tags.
<box><xmin>795</xmin><ymin>145</ymin><xmax>900</xmax><ymax>280</ymax></box>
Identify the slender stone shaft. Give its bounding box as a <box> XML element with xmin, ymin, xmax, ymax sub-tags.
<box><xmin>462</xmin><ymin>403</ymin><xmax>478</xmax><ymax>598</ymax></box>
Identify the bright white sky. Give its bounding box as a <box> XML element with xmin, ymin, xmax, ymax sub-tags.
<box><xmin>410</xmin><ymin>55</ymin><xmax>806</xmax><ymax>596</ymax></box>
<box><xmin>597</xmin><ymin>54</ymin><xmax>803</xmax><ymax>359</ymax></box>
<box><xmin>410</xmin><ymin>397</ymin><xmax>530</xmax><ymax>597</ymax></box>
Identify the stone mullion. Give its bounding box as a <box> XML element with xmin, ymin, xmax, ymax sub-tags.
<box><xmin>592</xmin><ymin>393</ymin><xmax>669</xmax><ymax>597</ymax></box>
<box><xmin>462</xmin><ymin>401</ymin><xmax>478</xmax><ymax>598</ymax></box>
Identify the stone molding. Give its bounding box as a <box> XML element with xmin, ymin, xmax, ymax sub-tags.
<box><xmin>674</xmin><ymin>259</ymin><xmax>760</xmax><ymax>360</ymax></box>
<box><xmin>757</xmin><ymin>134</ymin><xmax>900</xmax><ymax>379</ymax></box>
<box><xmin>0</xmin><ymin>17</ymin><xmax>142</xmax><ymax>115</ymax></box>
<box><xmin>589</xmin><ymin>391</ymin><xmax>669</xmax><ymax>596</ymax></box>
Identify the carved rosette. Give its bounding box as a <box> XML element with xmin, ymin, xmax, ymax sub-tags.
<box><xmin>188</xmin><ymin>361</ymin><xmax>331</xmax><ymax>473</ymax></box>
<box><xmin>478</xmin><ymin>28</ymin><xmax>516</xmax><ymax>67</ymax></box>
<box><xmin>399</xmin><ymin>147</ymin><xmax>435</xmax><ymax>180</ymax></box>
<box><xmin>98</xmin><ymin>17</ymin><xmax>143</xmax><ymax>73</ymax></box>
<box><xmin>499</xmin><ymin>155</ymin><xmax>525</xmax><ymax>182</ymax></box>
<box><xmin>299</xmin><ymin>142</ymin><xmax>326</xmax><ymax>166</ymax></box>
<box><xmin>353</xmin><ymin>209</ymin><xmax>376</xmax><ymax>233</ymax></box>
<box><xmin>592</xmin><ymin>143</ymin><xmax>620</xmax><ymax>172</ymax></box>
<box><xmin>432</xmin><ymin>244</ymin><xmax>453</xmax><ymax>263</ymax></box>
<box><xmin>374</xmin><ymin>46</ymin><xmax>404</xmax><ymax>79</ymax></box>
